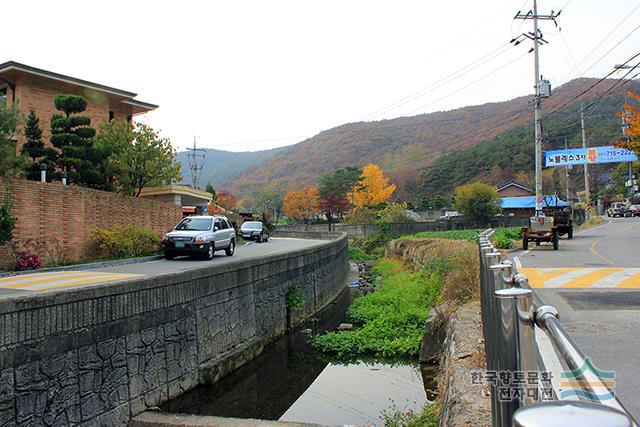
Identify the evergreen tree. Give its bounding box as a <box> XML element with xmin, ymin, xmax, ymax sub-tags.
<box><xmin>47</xmin><ymin>94</ymin><xmax>106</xmax><ymax>187</ymax></box>
<box><xmin>0</xmin><ymin>103</ymin><xmax>26</xmax><ymax>177</ymax></box>
<box><xmin>21</xmin><ymin>110</ymin><xmax>46</xmax><ymax>180</ymax></box>
<box><xmin>205</xmin><ymin>181</ymin><xmax>217</xmax><ymax>201</ymax></box>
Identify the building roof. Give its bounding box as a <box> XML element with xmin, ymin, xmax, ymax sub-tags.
<box><xmin>0</xmin><ymin>61</ymin><xmax>158</xmax><ymax>113</ymax></box>
<box><xmin>497</xmin><ymin>182</ymin><xmax>534</xmax><ymax>193</ymax></box>
<box><xmin>501</xmin><ymin>196</ymin><xmax>569</xmax><ymax>209</ymax></box>
<box><xmin>139</xmin><ymin>185</ymin><xmax>212</xmax><ymax>206</ymax></box>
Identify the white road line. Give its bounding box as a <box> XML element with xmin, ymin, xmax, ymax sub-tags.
<box><xmin>543</xmin><ymin>268</ymin><xmax>599</xmax><ymax>288</ymax></box>
<box><xmin>591</xmin><ymin>268</ymin><xmax>640</xmax><ymax>288</ymax></box>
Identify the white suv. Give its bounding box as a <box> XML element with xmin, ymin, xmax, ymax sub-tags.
<box><xmin>162</xmin><ymin>215</ymin><xmax>236</xmax><ymax>260</ymax></box>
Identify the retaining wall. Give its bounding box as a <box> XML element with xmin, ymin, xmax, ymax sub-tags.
<box><xmin>0</xmin><ymin>177</ymin><xmax>183</xmax><ymax>265</ymax></box>
<box><xmin>0</xmin><ymin>232</ymin><xmax>348</xmax><ymax>426</ymax></box>
<box><xmin>277</xmin><ymin>217</ymin><xmax>532</xmax><ymax>239</ymax></box>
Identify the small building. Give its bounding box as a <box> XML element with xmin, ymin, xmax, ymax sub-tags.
<box><xmin>138</xmin><ymin>185</ymin><xmax>213</xmax><ymax>217</ymax></box>
<box><xmin>0</xmin><ymin>61</ymin><xmax>157</xmax><ymax>152</ymax></box>
<box><xmin>501</xmin><ymin>195</ymin><xmax>569</xmax><ymax>217</ymax></box>
<box><xmin>497</xmin><ymin>182</ymin><xmax>534</xmax><ymax>198</ymax></box>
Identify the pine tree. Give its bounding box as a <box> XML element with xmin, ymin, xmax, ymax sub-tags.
<box><xmin>47</xmin><ymin>94</ymin><xmax>104</xmax><ymax>187</ymax></box>
<box><xmin>205</xmin><ymin>181</ymin><xmax>217</xmax><ymax>201</ymax></box>
<box><xmin>21</xmin><ymin>110</ymin><xmax>46</xmax><ymax>180</ymax></box>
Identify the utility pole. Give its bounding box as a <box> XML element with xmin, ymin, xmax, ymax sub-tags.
<box><xmin>621</xmin><ymin>114</ymin><xmax>635</xmax><ymax>199</ymax></box>
<box><xmin>514</xmin><ymin>1</ymin><xmax>560</xmax><ymax>216</ymax></box>
<box><xmin>186</xmin><ymin>136</ymin><xmax>207</xmax><ymax>189</ymax></box>
<box><xmin>564</xmin><ymin>137</ymin><xmax>570</xmax><ymax>201</ymax></box>
<box><xmin>580</xmin><ymin>104</ymin><xmax>590</xmax><ymax>206</ymax></box>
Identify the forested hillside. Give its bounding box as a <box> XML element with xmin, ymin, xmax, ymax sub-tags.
<box><xmin>218</xmin><ymin>78</ymin><xmax>639</xmax><ymax>202</ymax></box>
<box><xmin>415</xmin><ymin>80</ymin><xmax>640</xmax><ymax>202</ymax></box>
<box><xmin>175</xmin><ymin>147</ymin><xmax>285</xmax><ymax>188</ymax></box>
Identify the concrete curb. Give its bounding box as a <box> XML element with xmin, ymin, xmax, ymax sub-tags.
<box><xmin>0</xmin><ymin>254</ymin><xmax>163</xmax><ymax>278</ymax></box>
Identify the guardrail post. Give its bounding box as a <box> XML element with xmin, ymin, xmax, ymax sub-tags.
<box><xmin>512</xmin><ymin>401</ymin><xmax>632</xmax><ymax>427</ymax></box>
<box><xmin>494</xmin><ymin>287</ymin><xmax>536</xmax><ymax>426</ymax></box>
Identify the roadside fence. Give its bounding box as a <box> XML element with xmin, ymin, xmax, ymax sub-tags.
<box><xmin>478</xmin><ymin>229</ymin><xmax>636</xmax><ymax>427</ymax></box>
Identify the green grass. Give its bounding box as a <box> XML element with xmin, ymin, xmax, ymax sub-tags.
<box><xmin>313</xmin><ymin>258</ymin><xmax>443</xmax><ymax>358</ymax></box>
<box><xmin>405</xmin><ymin>229</ymin><xmax>483</xmax><ymax>241</ymax></box>
<box><xmin>402</xmin><ymin>227</ymin><xmax>523</xmax><ymax>249</ymax></box>
<box><xmin>380</xmin><ymin>402</ymin><xmax>439</xmax><ymax>427</ymax></box>
<box><xmin>348</xmin><ymin>246</ymin><xmax>376</xmax><ymax>262</ymax></box>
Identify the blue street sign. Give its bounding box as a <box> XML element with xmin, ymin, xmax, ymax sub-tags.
<box><xmin>545</xmin><ymin>146</ymin><xmax>638</xmax><ymax>167</ymax></box>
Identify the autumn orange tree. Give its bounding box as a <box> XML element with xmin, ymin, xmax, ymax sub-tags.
<box><xmin>216</xmin><ymin>191</ymin><xmax>237</xmax><ymax>211</ymax></box>
<box><xmin>617</xmin><ymin>91</ymin><xmax>640</xmax><ymax>156</ymax></box>
<box><xmin>283</xmin><ymin>186</ymin><xmax>319</xmax><ymax>223</ymax></box>
<box><xmin>349</xmin><ymin>163</ymin><xmax>396</xmax><ymax>208</ymax></box>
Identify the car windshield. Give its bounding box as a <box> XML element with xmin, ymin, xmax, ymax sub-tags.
<box><xmin>175</xmin><ymin>218</ymin><xmax>213</xmax><ymax>231</ymax></box>
<box><xmin>242</xmin><ymin>222</ymin><xmax>262</xmax><ymax>230</ymax></box>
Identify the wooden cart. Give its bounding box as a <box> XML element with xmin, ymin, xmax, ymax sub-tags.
<box><xmin>522</xmin><ymin>216</ymin><xmax>559</xmax><ymax>250</ymax></box>
<box><xmin>552</xmin><ymin>209</ymin><xmax>573</xmax><ymax>239</ymax></box>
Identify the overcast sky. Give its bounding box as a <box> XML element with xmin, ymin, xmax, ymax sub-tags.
<box><xmin>5</xmin><ymin>1</ymin><xmax>640</xmax><ymax>152</ymax></box>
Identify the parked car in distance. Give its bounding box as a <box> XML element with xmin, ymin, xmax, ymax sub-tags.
<box><xmin>629</xmin><ymin>204</ymin><xmax>640</xmax><ymax>217</ymax></box>
<box><xmin>607</xmin><ymin>202</ymin><xmax>631</xmax><ymax>217</ymax></box>
<box><xmin>239</xmin><ymin>221</ymin><xmax>270</xmax><ymax>243</ymax></box>
<box><xmin>162</xmin><ymin>215</ymin><xmax>236</xmax><ymax>260</ymax></box>
<box><xmin>439</xmin><ymin>211</ymin><xmax>462</xmax><ymax>220</ymax></box>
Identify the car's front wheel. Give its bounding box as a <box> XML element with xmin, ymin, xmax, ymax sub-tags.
<box><xmin>225</xmin><ymin>240</ymin><xmax>235</xmax><ymax>256</ymax></box>
<box><xmin>164</xmin><ymin>251</ymin><xmax>174</xmax><ymax>260</ymax></box>
<box><xmin>204</xmin><ymin>243</ymin><xmax>215</xmax><ymax>260</ymax></box>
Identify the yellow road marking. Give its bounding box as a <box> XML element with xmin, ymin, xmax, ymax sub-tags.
<box><xmin>559</xmin><ymin>269</ymin><xmax>620</xmax><ymax>289</ymax></box>
<box><xmin>519</xmin><ymin>268</ymin><xmax>640</xmax><ymax>289</ymax></box>
<box><xmin>0</xmin><ymin>271</ymin><xmax>142</xmax><ymax>291</ymax></box>
<box><xmin>616</xmin><ymin>274</ymin><xmax>640</xmax><ymax>289</ymax></box>
<box><xmin>589</xmin><ymin>240</ymin><xmax>617</xmax><ymax>266</ymax></box>
<box><xmin>36</xmin><ymin>274</ymin><xmax>141</xmax><ymax>291</ymax></box>
<box><xmin>0</xmin><ymin>272</ymin><xmax>104</xmax><ymax>289</ymax></box>
<box><xmin>589</xmin><ymin>223</ymin><xmax>637</xmax><ymax>266</ymax></box>
<box><xmin>519</xmin><ymin>268</ymin><xmax>576</xmax><ymax>288</ymax></box>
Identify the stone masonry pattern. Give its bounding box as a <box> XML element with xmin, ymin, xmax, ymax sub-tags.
<box><xmin>0</xmin><ymin>233</ymin><xmax>348</xmax><ymax>426</ymax></box>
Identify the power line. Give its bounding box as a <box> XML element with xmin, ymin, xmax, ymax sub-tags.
<box><xmin>357</xmin><ymin>43</ymin><xmax>514</xmax><ymax>121</ymax></box>
<box><xmin>558</xmin><ymin>2</ymin><xmax>640</xmax><ymax>84</ymax></box>
<box><xmin>404</xmin><ymin>51</ymin><xmax>530</xmax><ymax>116</ymax></box>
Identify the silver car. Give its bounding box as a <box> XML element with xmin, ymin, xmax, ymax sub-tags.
<box><xmin>162</xmin><ymin>215</ymin><xmax>236</xmax><ymax>260</ymax></box>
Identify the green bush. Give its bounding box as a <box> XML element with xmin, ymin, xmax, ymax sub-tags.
<box><xmin>314</xmin><ymin>258</ymin><xmax>443</xmax><ymax>358</ymax></box>
<box><xmin>0</xmin><ymin>193</ymin><xmax>16</xmax><ymax>246</ymax></box>
<box><xmin>348</xmin><ymin>246</ymin><xmax>376</xmax><ymax>262</ymax></box>
<box><xmin>89</xmin><ymin>225</ymin><xmax>160</xmax><ymax>258</ymax></box>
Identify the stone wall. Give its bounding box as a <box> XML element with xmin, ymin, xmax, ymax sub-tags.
<box><xmin>0</xmin><ymin>232</ymin><xmax>348</xmax><ymax>426</ymax></box>
<box><xmin>0</xmin><ymin>177</ymin><xmax>182</xmax><ymax>264</ymax></box>
<box><xmin>277</xmin><ymin>217</ymin><xmax>533</xmax><ymax>239</ymax></box>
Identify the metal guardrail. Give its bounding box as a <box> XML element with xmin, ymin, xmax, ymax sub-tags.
<box><xmin>478</xmin><ymin>230</ymin><xmax>637</xmax><ymax>427</ymax></box>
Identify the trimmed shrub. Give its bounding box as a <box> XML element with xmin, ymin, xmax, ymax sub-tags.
<box><xmin>89</xmin><ymin>225</ymin><xmax>160</xmax><ymax>258</ymax></box>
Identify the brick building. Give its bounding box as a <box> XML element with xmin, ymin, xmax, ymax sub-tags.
<box><xmin>0</xmin><ymin>61</ymin><xmax>157</xmax><ymax>152</ymax></box>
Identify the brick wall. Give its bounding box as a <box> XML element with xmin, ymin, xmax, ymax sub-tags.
<box><xmin>0</xmin><ymin>177</ymin><xmax>182</xmax><ymax>263</ymax></box>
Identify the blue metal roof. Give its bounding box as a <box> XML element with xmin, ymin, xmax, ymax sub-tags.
<box><xmin>501</xmin><ymin>196</ymin><xmax>569</xmax><ymax>209</ymax></box>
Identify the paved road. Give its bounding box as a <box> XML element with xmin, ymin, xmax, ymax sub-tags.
<box><xmin>0</xmin><ymin>238</ymin><xmax>326</xmax><ymax>299</ymax></box>
<box><xmin>514</xmin><ymin>217</ymin><xmax>640</xmax><ymax>419</ymax></box>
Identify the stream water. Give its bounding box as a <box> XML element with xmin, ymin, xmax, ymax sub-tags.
<box><xmin>162</xmin><ymin>288</ymin><xmax>436</xmax><ymax>425</ymax></box>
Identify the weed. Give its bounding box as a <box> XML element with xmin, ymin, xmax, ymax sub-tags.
<box><xmin>286</xmin><ymin>283</ymin><xmax>305</xmax><ymax>311</ymax></box>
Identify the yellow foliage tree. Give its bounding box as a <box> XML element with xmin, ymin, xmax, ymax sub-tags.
<box><xmin>618</xmin><ymin>91</ymin><xmax>640</xmax><ymax>156</ymax></box>
<box><xmin>350</xmin><ymin>163</ymin><xmax>396</xmax><ymax>208</ymax></box>
<box><xmin>283</xmin><ymin>186</ymin><xmax>319</xmax><ymax>221</ymax></box>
